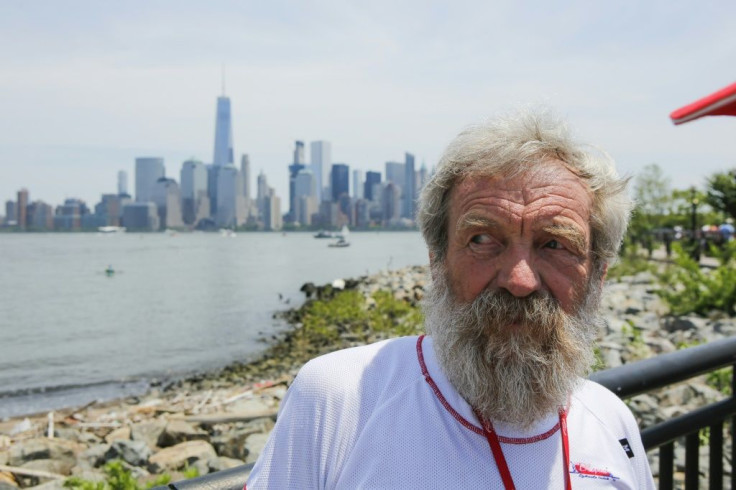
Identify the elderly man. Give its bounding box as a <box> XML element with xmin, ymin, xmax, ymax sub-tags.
<box><xmin>246</xmin><ymin>111</ymin><xmax>655</xmax><ymax>488</ymax></box>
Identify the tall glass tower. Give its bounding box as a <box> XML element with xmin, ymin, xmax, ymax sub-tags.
<box><xmin>213</xmin><ymin>96</ymin><xmax>234</xmax><ymax>167</ymax></box>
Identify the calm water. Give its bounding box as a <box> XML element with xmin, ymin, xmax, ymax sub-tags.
<box><xmin>0</xmin><ymin>231</ymin><xmax>428</xmax><ymax>418</ymax></box>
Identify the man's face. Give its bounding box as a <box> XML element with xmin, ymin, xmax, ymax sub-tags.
<box><xmin>424</xmin><ymin>161</ymin><xmax>601</xmax><ymax>426</ymax></box>
<box><xmin>442</xmin><ymin>161</ymin><xmax>594</xmax><ymax>312</ymax></box>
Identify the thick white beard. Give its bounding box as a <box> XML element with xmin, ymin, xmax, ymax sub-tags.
<box><xmin>423</xmin><ymin>265</ymin><xmax>603</xmax><ymax>428</ymax></box>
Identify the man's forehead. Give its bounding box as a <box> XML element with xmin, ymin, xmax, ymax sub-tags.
<box><xmin>453</xmin><ymin>163</ymin><xmax>592</xmax><ymax>205</ymax></box>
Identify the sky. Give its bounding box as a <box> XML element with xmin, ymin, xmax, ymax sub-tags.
<box><xmin>1</xmin><ymin>0</ymin><xmax>735</xmax><ymax>210</ymax></box>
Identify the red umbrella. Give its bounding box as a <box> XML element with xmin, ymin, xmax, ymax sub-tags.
<box><xmin>670</xmin><ymin>81</ymin><xmax>736</xmax><ymax>125</ymax></box>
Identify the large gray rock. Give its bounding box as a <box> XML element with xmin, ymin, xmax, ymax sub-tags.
<box><xmin>244</xmin><ymin>433</ymin><xmax>270</xmax><ymax>464</ymax></box>
<box><xmin>20</xmin><ymin>480</ymin><xmax>65</xmax><ymax>490</ymax></box>
<box><xmin>77</xmin><ymin>444</ymin><xmax>110</xmax><ymax>469</ymax></box>
<box><xmin>131</xmin><ymin>421</ymin><xmax>167</xmax><ymax>450</ymax></box>
<box><xmin>208</xmin><ymin>456</ymin><xmax>245</xmax><ymax>473</ymax></box>
<box><xmin>20</xmin><ymin>459</ymin><xmax>72</xmax><ymax>477</ymax></box>
<box><xmin>8</xmin><ymin>439</ymin><xmax>83</xmax><ymax>469</ymax></box>
<box><xmin>157</xmin><ymin>420</ymin><xmax>209</xmax><ymax>448</ymax></box>
<box><xmin>105</xmin><ymin>440</ymin><xmax>151</xmax><ymax>467</ymax></box>
<box><xmin>148</xmin><ymin>440</ymin><xmax>217</xmax><ymax>473</ymax></box>
<box><xmin>662</xmin><ymin>316</ymin><xmax>702</xmax><ymax>333</ymax></box>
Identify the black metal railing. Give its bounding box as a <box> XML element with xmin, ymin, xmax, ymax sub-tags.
<box><xmin>590</xmin><ymin>335</ymin><xmax>736</xmax><ymax>489</ymax></box>
<box><xmin>161</xmin><ymin>336</ymin><xmax>736</xmax><ymax>490</ymax></box>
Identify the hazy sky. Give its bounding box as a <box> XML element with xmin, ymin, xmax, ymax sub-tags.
<box><xmin>1</xmin><ymin>1</ymin><xmax>735</xmax><ymax>209</ymax></box>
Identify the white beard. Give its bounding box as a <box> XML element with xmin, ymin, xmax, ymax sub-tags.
<box><xmin>423</xmin><ymin>264</ymin><xmax>603</xmax><ymax>428</ymax></box>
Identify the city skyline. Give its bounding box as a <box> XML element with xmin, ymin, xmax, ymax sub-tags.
<box><xmin>1</xmin><ymin>2</ymin><xmax>736</xmax><ymax>208</ymax></box>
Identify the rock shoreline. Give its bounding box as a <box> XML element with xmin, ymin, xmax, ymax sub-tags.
<box><xmin>1</xmin><ymin>264</ymin><xmax>733</xmax><ymax>488</ymax></box>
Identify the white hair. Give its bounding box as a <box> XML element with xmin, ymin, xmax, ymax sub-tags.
<box><xmin>417</xmin><ymin>108</ymin><xmax>632</xmax><ymax>270</ymax></box>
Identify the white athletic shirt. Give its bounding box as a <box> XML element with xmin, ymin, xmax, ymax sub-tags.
<box><xmin>247</xmin><ymin>335</ymin><xmax>655</xmax><ymax>489</ymax></box>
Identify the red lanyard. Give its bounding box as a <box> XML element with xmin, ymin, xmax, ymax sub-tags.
<box><xmin>476</xmin><ymin>409</ymin><xmax>572</xmax><ymax>490</ymax></box>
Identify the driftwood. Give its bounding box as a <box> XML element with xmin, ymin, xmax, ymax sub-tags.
<box><xmin>0</xmin><ymin>464</ymin><xmax>65</xmax><ymax>480</ymax></box>
<box><xmin>183</xmin><ymin>408</ymin><xmax>278</xmax><ymax>424</ymax></box>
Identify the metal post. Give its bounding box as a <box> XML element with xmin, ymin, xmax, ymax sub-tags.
<box><xmin>659</xmin><ymin>443</ymin><xmax>674</xmax><ymax>490</ymax></box>
<box><xmin>684</xmin><ymin>432</ymin><xmax>699</xmax><ymax>489</ymax></box>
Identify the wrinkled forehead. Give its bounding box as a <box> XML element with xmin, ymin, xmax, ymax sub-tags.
<box><xmin>450</xmin><ymin>159</ymin><xmax>594</xmax><ymax>211</ymax></box>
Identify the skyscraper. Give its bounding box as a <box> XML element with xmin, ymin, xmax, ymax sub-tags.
<box><xmin>288</xmin><ymin>141</ymin><xmax>306</xmax><ymax>221</ymax></box>
<box><xmin>152</xmin><ymin>178</ymin><xmax>184</xmax><ymax>229</ymax></box>
<box><xmin>331</xmin><ymin>163</ymin><xmax>349</xmax><ymax>202</ymax></box>
<box><xmin>404</xmin><ymin>152</ymin><xmax>416</xmax><ymax>219</ymax></box>
<box><xmin>241</xmin><ymin>154</ymin><xmax>251</xmax><ymax>200</ymax></box>
<box><xmin>16</xmin><ymin>188</ymin><xmax>28</xmax><ymax>230</ymax></box>
<box><xmin>213</xmin><ymin>96</ymin><xmax>234</xmax><ymax>167</ymax></box>
<box><xmin>294</xmin><ymin>170</ymin><xmax>317</xmax><ymax>226</ymax></box>
<box><xmin>135</xmin><ymin>157</ymin><xmax>165</xmax><ymax>203</ymax></box>
<box><xmin>216</xmin><ymin>165</ymin><xmax>246</xmax><ymax>228</ymax></box>
<box><xmin>180</xmin><ymin>159</ymin><xmax>208</xmax><ymax>225</ymax></box>
<box><xmin>293</xmin><ymin>141</ymin><xmax>305</xmax><ymax>165</ymax></box>
<box><xmin>353</xmin><ymin>169</ymin><xmax>363</xmax><ymax>200</ymax></box>
<box><xmin>118</xmin><ymin>170</ymin><xmax>128</xmax><ymax>196</ymax></box>
<box><xmin>364</xmin><ymin>171</ymin><xmax>381</xmax><ymax>201</ymax></box>
<box><xmin>310</xmin><ymin>141</ymin><xmax>332</xmax><ymax>202</ymax></box>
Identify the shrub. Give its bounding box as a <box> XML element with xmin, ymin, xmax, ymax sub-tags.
<box><xmin>657</xmin><ymin>242</ymin><xmax>736</xmax><ymax>316</ymax></box>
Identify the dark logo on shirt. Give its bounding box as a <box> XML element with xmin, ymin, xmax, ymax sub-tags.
<box><xmin>619</xmin><ymin>438</ymin><xmax>635</xmax><ymax>458</ymax></box>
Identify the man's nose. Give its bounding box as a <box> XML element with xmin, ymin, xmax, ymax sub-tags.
<box><xmin>496</xmin><ymin>249</ymin><xmax>542</xmax><ymax>298</ymax></box>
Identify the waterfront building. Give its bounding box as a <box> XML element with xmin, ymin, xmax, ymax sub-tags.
<box><xmin>364</xmin><ymin>171</ymin><xmax>381</xmax><ymax>201</ymax></box>
<box><xmin>353</xmin><ymin>170</ymin><xmax>363</xmax><ymax>200</ymax></box>
<box><xmin>216</xmin><ymin>165</ymin><xmax>247</xmax><ymax>228</ymax></box>
<box><xmin>256</xmin><ymin>171</ymin><xmax>267</xmax><ymax>218</ymax></box>
<box><xmin>354</xmin><ymin>198</ymin><xmax>370</xmax><ymax>228</ymax></box>
<box><xmin>54</xmin><ymin>198</ymin><xmax>89</xmax><ymax>231</ymax></box>
<box><xmin>331</xmin><ymin>163</ymin><xmax>349</xmax><ymax>202</ymax></box>
<box><xmin>381</xmin><ymin>182</ymin><xmax>401</xmax><ymax>226</ymax></box>
<box><xmin>293</xmin><ymin>141</ymin><xmax>306</xmax><ymax>165</ymax></box>
<box><xmin>213</xmin><ymin>95</ymin><xmax>234</xmax><ymax>167</ymax></box>
<box><xmin>4</xmin><ymin>200</ymin><xmax>17</xmax><ymax>226</ymax></box>
<box><xmin>288</xmin><ymin>141</ymin><xmax>307</xmax><ymax>222</ymax></box>
<box><xmin>404</xmin><ymin>152</ymin><xmax>416</xmax><ymax>220</ymax></box>
<box><xmin>337</xmin><ymin>193</ymin><xmax>353</xmax><ymax>227</ymax></box>
<box><xmin>94</xmin><ymin>194</ymin><xmax>125</xmax><ymax>227</ymax></box>
<box><xmin>207</xmin><ymin>164</ymin><xmax>225</xmax><ymax>217</ymax></box>
<box><xmin>118</xmin><ymin>170</ymin><xmax>128</xmax><ymax>196</ymax></box>
<box><xmin>135</xmin><ymin>157</ymin><xmax>165</xmax><ymax>203</ymax></box>
<box><xmin>241</xmin><ymin>154</ymin><xmax>251</xmax><ymax>200</ymax></box>
<box><xmin>417</xmin><ymin>161</ymin><xmax>429</xmax><ymax>196</ymax></box>
<box><xmin>297</xmin><ymin>194</ymin><xmax>318</xmax><ymax>226</ymax></box>
<box><xmin>294</xmin><ymin>170</ymin><xmax>317</xmax><ymax>226</ymax></box>
<box><xmin>152</xmin><ymin>178</ymin><xmax>184</xmax><ymax>229</ymax></box>
<box><xmin>310</xmin><ymin>141</ymin><xmax>332</xmax><ymax>202</ymax></box>
<box><xmin>122</xmin><ymin>202</ymin><xmax>160</xmax><ymax>231</ymax></box>
<box><xmin>262</xmin><ymin>194</ymin><xmax>282</xmax><ymax>231</ymax></box>
<box><xmin>27</xmin><ymin>201</ymin><xmax>54</xmax><ymax>230</ymax></box>
<box><xmin>17</xmin><ymin>189</ymin><xmax>28</xmax><ymax>230</ymax></box>
<box><xmin>385</xmin><ymin>161</ymin><xmax>405</xmax><ymax>195</ymax></box>
<box><xmin>317</xmin><ymin>200</ymin><xmax>340</xmax><ymax>228</ymax></box>
<box><xmin>180</xmin><ymin>159</ymin><xmax>208</xmax><ymax>225</ymax></box>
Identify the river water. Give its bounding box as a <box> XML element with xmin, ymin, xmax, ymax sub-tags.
<box><xmin>0</xmin><ymin>231</ymin><xmax>428</xmax><ymax>418</ymax></box>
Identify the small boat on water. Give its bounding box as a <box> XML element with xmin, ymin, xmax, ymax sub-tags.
<box><xmin>98</xmin><ymin>226</ymin><xmax>126</xmax><ymax>234</ymax></box>
<box><xmin>105</xmin><ymin>265</ymin><xmax>115</xmax><ymax>276</ymax></box>
<box><xmin>328</xmin><ymin>238</ymin><xmax>350</xmax><ymax>248</ymax></box>
<box><xmin>328</xmin><ymin>225</ymin><xmax>350</xmax><ymax>247</ymax></box>
<box><xmin>314</xmin><ymin>230</ymin><xmax>336</xmax><ymax>238</ymax></box>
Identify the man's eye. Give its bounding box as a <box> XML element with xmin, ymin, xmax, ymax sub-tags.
<box><xmin>544</xmin><ymin>239</ymin><xmax>563</xmax><ymax>250</ymax></box>
<box><xmin>470</xmin><ymin>234</ymin><xmax>492</xmax><ymax>245</ymax></box>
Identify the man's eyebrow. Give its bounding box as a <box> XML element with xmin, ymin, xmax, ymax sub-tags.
<box><xmin>541</xmin><ymin>223</ymin><xmax>588</xmax><ymax>254</ymax></box>
<box><xmin>455</xmin><ymin>214</ymin><xmax>500</xmax><ymax>234</ymax></box>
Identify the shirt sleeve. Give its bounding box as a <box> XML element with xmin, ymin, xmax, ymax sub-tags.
<box><xmin>245</xmin><ymin>373</ymin><xmax>326</xmax><ymax>489</ymax></box>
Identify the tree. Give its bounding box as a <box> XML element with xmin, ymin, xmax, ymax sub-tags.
<box><xmin>706</xmin><ymin>169</ymin><xmax>736</xmax><ymax>222</ymax></box>
<box><xmin>633</xmin><ymin>163</ymin><xmax>671</xmax><ymax>227</ymax></box>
